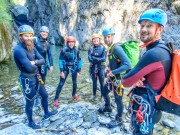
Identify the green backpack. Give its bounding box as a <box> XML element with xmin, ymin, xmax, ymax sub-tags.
<box><xmin>113</xmin><ymin>41</ymin><xmax>140</xmax><ymax>68</ymax></box>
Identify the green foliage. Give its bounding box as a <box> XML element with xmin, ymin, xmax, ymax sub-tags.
<box><xmin>11</xmin><ymin>0</ymin><xmax>19</xmax><ymax>5</ymax></box>
<box><xmin>10</xmin><ymin>0</ymin><xmax>26</xmax><ymax>5</ymax></box>
<box><xmin>0</xmin><ymin>23</ymin><xmax>12</xmax><ymax>54</ymax></box>
<box><xmin>0</xmin><ymin>0</ymin><xmax>12</xmax><ymax>24</ymax></box>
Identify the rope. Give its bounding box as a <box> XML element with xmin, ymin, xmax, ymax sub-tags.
<box><xmin>126</xmin><ymin>93</ymin><xmax>153</xmax><ymax>134</ymax></box>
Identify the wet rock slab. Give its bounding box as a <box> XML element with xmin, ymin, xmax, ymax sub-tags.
<box><xmin>0</xmin><ymin>123</ymin><xmax>37</xmax><ymax>135</ymax></box>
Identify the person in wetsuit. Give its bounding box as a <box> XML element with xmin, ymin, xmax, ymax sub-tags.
<box><xmin>34</xmin><ymin>26</ymin><xmax>53</xmax><ymax>83</ymax></box>
<box><xmin>98</xmin><ymin>27</ymin><xmax>131</xmax><ymax>128</ymax></box>
<box><xmin>88</xmin><ymin>33</ymin><xmax>106</xmax><ymax>101</ymax></box>
<box><xmin>33</xmin><ymin>26</ymin><xmax>53</xmax><ymax>106</ymax></box>
<box><xmin>14</xmin><ymin>25</ymin><xmax>57</xmax><ymax>129</ymax></box>
<box><xmin>53</xmin><ymin>36</ymin><xmax>82</xmax><ymax>106</ymax></box>
<box><xmin>122</xmin><ymin>8</ymin><xmax>172</xmax><ymax>135</ymax></box>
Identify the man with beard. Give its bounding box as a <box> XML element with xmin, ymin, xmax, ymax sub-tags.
<box><xmin>98</xmin><ymin>27</ymin><xmax>131</xmax><ymax>128</ymax></box>
<box><xmin>14</xmin><ymin>25</ymin><xmax>58</xmax><ymax>129</ymax></box>
<box><xmin>34</xmin><ymin>26</ymin><xmax>53</xmax><ymax>83</ymax></box>
<box><xmin>122</xmin><ymin>9</ymin><xmax>172</xmax><ymax>135</ymax></box>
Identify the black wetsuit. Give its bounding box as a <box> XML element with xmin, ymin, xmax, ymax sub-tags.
<box><xmin>103</xmin><ymin>43</ymin><xmax>131</xmax><ymax>117</ymax></box>
<box><xmin>88</xmin><ymin>45</ymin><xmax>106</xmax><ymax>97</ymax></box>
<box><xmin>34</xmin><ymin>37</ymin><xmax>53</xmax><ymax>83</ymax></box>
<box><xmin>54</xmin><ymin>46</ymin><xmax>82</xmax><ymax>100</ymax></box>
<box><xmin>14</xmin><ymin>43</ymin><xmax>49</xmax><ymax>124</ymax></box>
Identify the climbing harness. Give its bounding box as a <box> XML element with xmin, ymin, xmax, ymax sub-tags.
<box><xmin>105</xmin><ymin>68</ymin><xmax>116</xmax><ymax>92</ymax></box>
<box><xmin>106</xmin><ymin>46</ymin><xmax>125</xmax><ymax>96</ymax></box>
<box><xmin>94</xmin><ymin>64</ymin><xmax>98</xmax><ymax>78</ymax></box>
<box><xmin>115</xmin><ymin>81</ymin><xmax>124</xmax><ymax>96</ymax></box>
<box><xmin>62</xmin><ymin>47</ymin><xmax>79</xmax><ymax>76</ymax></box>
<box><xmin>37</xmin><ymin>73</ymin><xmax>44</xmax><ymax>84</ymax></box>
<box><xmin>105</xmin><ymin>69</ymin><xmax>124</xmax><ymax>96</ymax></box>
<box><xmin>19</xmin><ymin>74</ymin><xmax>42</xmax><ymax>101</ymax></box>
<box><xmin>126</xmin><ymin>93</ymin><xmax>154</xmax><ymax>134</ymax></box>
<box><xmin>24</xmin><ymin>78</ymin><xmax>31</xmax><ymax>94</ymax></box>
<box><xmin>67</xmin><ymin>64</ymin><xmax>77</xmax><ymax>75</ymax></box>
<box><xmin>41</xmin><ymin>65</ymin><xmax>45</xmax><ymax>74</ymax></box>
<box><xmin>105</xmin><ymin>76</ymin><xmax>116</xmax><ymax>91</ymax></box>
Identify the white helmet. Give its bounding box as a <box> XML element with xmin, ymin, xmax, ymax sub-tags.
<box><xmin>40</xmin><ymin>26</ymin><xmax>49</xmax><ymax>33</ymax></box>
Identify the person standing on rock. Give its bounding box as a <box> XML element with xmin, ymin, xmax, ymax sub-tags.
<box><xmin>122</xmin><ymin>8</ymin><xmax>172</xmax><ymax>135</ymax></box>
<box><xmin>33</xmin><ymin>26</ymin><xmax>53</xmax><ymax>107</ymax></box>
<box><xmin>34</xmin><ymin>26</ymin><xmax>53</xmax><ymax>83</ymax></box>
<box><xmin>14</xmin><ymin>25</ymin><xmax>58</xmax><ymax>129</ymax></box>
<box><xmin>53</xmin><ymin>36</ymin><xmax>82</xmax><ymax>106</ymax></box>
<box><xmin>98</xmin><ymin>27</ymin><xmax>131</xmax><ymax>128</ymax></box>
<box><xmin>88</xmin><ymin>33</ymin><xmax>106</xmax><ymax>101</ymax></box>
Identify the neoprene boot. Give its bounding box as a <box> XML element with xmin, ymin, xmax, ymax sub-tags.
<box><xmin>28</xmin><ymin>122</ymin><xmax>41</xmax><ymax>129</ymax></box>
<box><xmin>43</xmin><ymin>110</ymin><xmax>58</xmax><ymax>120</ymax></box>
<box><xmin>98</xmin><ymin>106</ymin><xmax>112</xmax><ymax>113</ymax></box>
<box><xmin>106</xmin><ymin>115</ymin><xmax>123</xmax><ymax>128</ymax></box>
<box><xmin>89</xmin><ymin>95</ymin><xmax>97</xmax><ymax>102</ymax></box>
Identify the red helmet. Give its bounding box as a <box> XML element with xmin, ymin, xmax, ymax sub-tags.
<box><xmin>66</xmin><ymin>36</ymin><xmax>76</xmax><ymax>43</ymax></box>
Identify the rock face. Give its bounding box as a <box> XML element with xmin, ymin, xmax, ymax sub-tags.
<box><xmin>0</xmin><ymin>23</ymin><xmax>12</xmax><ymax>63</ymax></box>
<box><xmin>0</xmin><ymin>0</ymin><xmax>180</xmax><ymax>63</ymax></box>
<box><xmin>27</xmin><ymin>0</ymin><xmax>64</xmax><ymax>46</ymax></box>
<box><xmin>27</xmin><ymin>0</ymin><xmax>180</xmax><ymax>49</ymax></box>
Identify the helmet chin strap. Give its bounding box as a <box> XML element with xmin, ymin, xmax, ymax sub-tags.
<box><xmin>140</xmin><ymin>23</ymin><xmax>160</xmax><ymax>48</ymax></box>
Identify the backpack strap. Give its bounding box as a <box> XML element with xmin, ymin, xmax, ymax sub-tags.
<box><xmin>45</xmin><ymin>40</ymin><xmax>49</xmax><ymax>47</ymax></box>
<box><xmin>113</xmin><ymin>42</ymin><xmax>122</xmax><ymax>50</ymax></box>
<box><xmin>111</xmin><ymin>43</ymin><xmax>122</xmax><ymax>61</ymax></box>
<box><xmin>33</xmin><ymin>37</ymin><xmax>38</xmax><ymax>46</ymax></box>
<box><xmin>145</xmin><ymin>82</ymin><xmax>160</xmax><ymax>123</ymax></box>
<box><xmin>146</xmin><ymin>82</ymin><xmax>159</xmax><ymax>96</ymax></box>
<box><xmin>157</xmin><ymin>43</ymin><xmax>173</xmax><ymax>55</ymax></box>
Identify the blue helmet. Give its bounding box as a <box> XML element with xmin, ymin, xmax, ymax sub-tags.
<box><xmin>138</xmin><ymin>8</ymin><xmax>167</xmax><ymax>26</ymax></box>
<box><xmin>102</xmin><ymin>27</ymin><xmax>115</xmax><ymax>36</ymax></box>
<box><xmin>18</xmin><ymin>25</ymin><xmax>34</xmax><ymax>35</ymax></box>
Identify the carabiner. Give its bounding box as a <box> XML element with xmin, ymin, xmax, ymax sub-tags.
<box><xmin>25</xmin><ymin>87</ymin><xmax>31</xmax><ymax>94</ymax></box>
<box><xmin>41</xmin><ymin>65</ymin><xmax>45</xmax><ymax>74</ymax></box>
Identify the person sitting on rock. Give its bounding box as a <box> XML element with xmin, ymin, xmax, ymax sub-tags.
<box><xmin>98</xmin><ymin>27</ymin><xmax>131</xmax><ymax>128</ymax></box>
<box><xmin>53</xmin><ymin>36</ymin><xmax>82</xmax><ymax>106</ymax></box>
<box><xmin>13</xmin><ymin>25</ymin><xmax>58</xmax><ymax>129</ymax></box>
<box><xmin>88</xmin><ymin>33</ymin><xmax>106</xmax><ymax>101</ymax></box>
